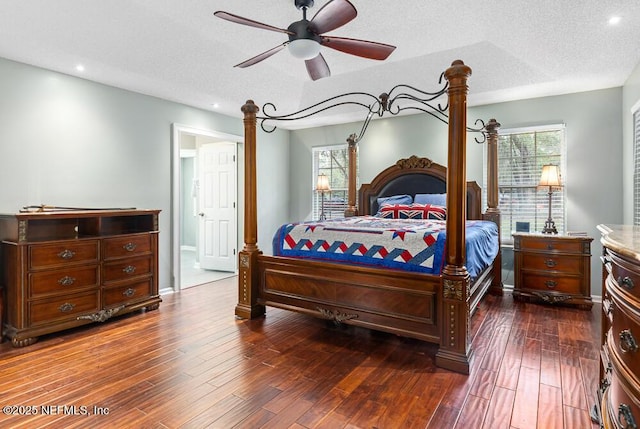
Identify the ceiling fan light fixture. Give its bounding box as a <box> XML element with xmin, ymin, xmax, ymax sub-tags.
<box><xmin>288</xmin><ymin>38</ymin><xmax>321</xmax><ymax>59</ymax></box>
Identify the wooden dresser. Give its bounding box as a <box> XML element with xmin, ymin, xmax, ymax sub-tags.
<box><xmin>597</xmin><ymin>224</ymin><xmax>640</xmax><ymax>428</ymax></box>
<box><xmin>512</xmin><ymin>232</ymin><xmax>593</xmax><ymax>309</ymax></box>
<box><xmin>0</xmin><ymin>209</ymin><xmax>161</xmax><ymax>347</ymax></box>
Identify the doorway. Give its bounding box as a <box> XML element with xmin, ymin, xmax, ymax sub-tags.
<box><xmin>172</xmin><ymin>124</ymin><xmax>242</xmax><ymax>291</ymax></box>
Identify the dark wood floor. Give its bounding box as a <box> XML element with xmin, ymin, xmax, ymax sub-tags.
<box><xmin>0</xmin><ymin>277</ymin><xmax>601</xmax><ymax>429</ymax></box>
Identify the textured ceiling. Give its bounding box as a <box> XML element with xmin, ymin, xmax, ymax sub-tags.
<box><xmin>0</xmin><ymin>0</ymin><xmax>638</xmax><ymax>129</ymax></box>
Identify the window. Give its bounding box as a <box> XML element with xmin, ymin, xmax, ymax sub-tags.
<box><xmin>312</xmin><ymin>145</ymin><xmax>356</xmax><ymax>220</ymax></box>
<box><xmin>486</xmin><ymin>125</ymin><xmax>566</xmax><ymax>242</ymax></box>
<box><xmin>634</xmin><ymin>108</ymin><xmax>640</xmax><ymax>225</ymax></box>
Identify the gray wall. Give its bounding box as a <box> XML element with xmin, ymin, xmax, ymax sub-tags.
<box><xmin>623</xmin><ymin>61</ymin><xmax>640</xmax><ymax>223</ymax></box>
<box><xmin>180</xmin><ymin>156</ymin><xmax>196</xmax><ymax>248</ymax></box>
<box><xmin>289</xmin><ymin>87</ymin><xmax>625</xmax><ymax>297</ymax></box>
<box><xmin>0</xmin><ymin>57</ymin><xmax>290</xmax><ymax>290</ymax></box>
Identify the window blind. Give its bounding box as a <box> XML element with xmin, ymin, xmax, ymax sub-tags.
<box><xmin>485</xmin><ymin>125</ymin><xmax>566</xmax><ymax>241</ymax></box>
<box><xmin>311</xmin><ymin>145</ymin><xmax>356</xmax><ymax>220</ymax></box>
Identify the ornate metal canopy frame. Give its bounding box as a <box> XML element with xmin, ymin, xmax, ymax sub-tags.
<box><xmin>256</xmin><ymin>72</ymin><xmax>488</xmax><ymax>144</ymax></box>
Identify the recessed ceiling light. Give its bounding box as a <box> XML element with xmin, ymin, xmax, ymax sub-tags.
<box><xmin>75</xmin><ymin>64</ymin><xmax>85</xmax><ymax>72</ymax></box>
<box><xmin>212</xmin><ymin>103</ymin><xmax>220</xmax><ymax>109</ymax></box>
<box><xmin>609</xmin><ymin>16</ymin><xmax>621</xmax><ymax>25</ymax></box>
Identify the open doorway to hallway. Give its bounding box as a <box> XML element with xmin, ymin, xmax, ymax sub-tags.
<box><xmin>172</xmin><ymin>124</ymin><xmax>242</xmax><ymax>290</ymax></box>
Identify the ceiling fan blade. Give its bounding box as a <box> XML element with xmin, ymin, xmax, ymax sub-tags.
<box><xmin>309</xmin><ymin>0</ymin><xmax>357</xmax><ymax>34</ymax></box>
<box><xmin>214</xmin><ymin>11</ymin><xmax>294</xmax><ymax>35</ymax></box>
<box><xmin>321</xmin><ymin>36</ymin><xmax>396</xmax><ymax>60</ymax></box>
<box><xmin>305</xmin><ymin>53</ymin><xmax>331</xmax><ymax>81</ymax></box>
<box><xmin>234</xmin><ymin>43</ymin><xmax>287</xmax><ymax>68</ymax></box>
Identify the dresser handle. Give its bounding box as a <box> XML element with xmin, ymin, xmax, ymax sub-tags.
<box><xmin>58</xmin><ymin>276</ymin><xmax>76</xmax><ymax>286</ymax></box>
<box><xmin>58</xmin><ymin>249</ymin><xmax>75</xmax><ymax>260</ymax></box>
<box><xmin>123</xmin><ymin>242</ymin><xmax>137</xmax><ymax>252</ymax></box>
<box><xmin>122</xmin><ymin>288</ymin><xmax>136</xmax><ymax>297</ymax></box>
<box><xmin>620</xmin><ymin>330</ymin><xmax>639</xmax><ymax>353</ymax></box>
<box><xmin>122</xmin><ymin>265</ymin><xmax>136</xmax><ymax>274</ymax></box>
<box><xmin>618</xmin><ymin>404</ymin><xmax>637</xmax><ymax>429</ymax></box>
<box><xmin>547</xmin><ymin>244</ymin><xmax>554</xmax><ymax>250</ymax></box>
<box><xmin>545</xmin><ymin>259</ymin><xmax>557</xmax><ymax>268</ymax></box>
<box><xmin>59</xmin><ymin>303</ymin><xmax>75</xmax><ymax>313</ymax></box>
<box><xmin>544</xmin><ymin>280</ymin><xmax>557</xmax><ymax>289</ymax></box>
<box><xmin>618</xmin><ymin>276</ymin><xmax>635</xmax><ymax>290</ymax></box>
<box><xmin>603</xmin><ymin>298</ymin><xmax>614</xmax><ymax>316</ymax></box>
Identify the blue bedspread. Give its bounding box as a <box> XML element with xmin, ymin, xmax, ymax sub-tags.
<box><xmin>272</xmin><ymin>216</ymin><xmax>499</xmax><ymax>278</ymax></box>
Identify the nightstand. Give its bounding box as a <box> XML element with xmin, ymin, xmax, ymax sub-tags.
<box><xmin>512</xmin><ymin>232</ymin><xmax>593</xmax><ymax>309</ymax></box>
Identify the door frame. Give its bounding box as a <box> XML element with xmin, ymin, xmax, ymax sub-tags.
<box><xmin>171</xmin><ymin>123</ymin><xmax>242</xmax><ymax>291</ymax></box>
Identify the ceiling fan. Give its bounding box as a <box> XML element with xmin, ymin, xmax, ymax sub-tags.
<box><xmin>214</xmin><ymin>0</ymin><xmax>396</xmax><ymax>81</ymax></box>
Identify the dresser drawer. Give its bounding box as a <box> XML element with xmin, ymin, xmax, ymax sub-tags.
<box><xmin>520</xmin><ymin>253</ymin><xmax>581</xmax><ymax>274</ymax></box>
<box><xmin>608</xmin><ymin>250</ymin><xmax>640</xmax><ymax>302</ymax></box>
<box><xmin>609</xmin><ymin>292</ymin><xmax>640</xmax><ymax>379</ymax></box>
<box><xmin>103</xmin><ymin>256</ymin><xmax>152</xmax><ymax>283</ymax></box>
<box><xmin>607</xmin><ymin>358</ymin><xmax>640</xmax><ymax>429</ymax></box>
<box><xmin>103</xmin><ymin>279</ymin><xmax>152</xmax><ymax>307</ymax></box>
<box><xmin>103</xmin><ymin>234</ymin><xmax>151</xmax><ymax>260</ymax></box>
<box><xmin>519</xmin><ymin>272</ymin><xmax>582</xmax><ymax>294</ymax></box>
<box><xmin>29</xmin><ymin>265</ymin><xmax>99</xmax><ymax>298</ymax></box>
<box><xmin>516</xmin><ymin>236</ymin><xmax>585</xmax><ymax>254</ymax></box>
<box><xmin>29</xmin><ymin>240</ymin><xmax>99</xmax><ymax>269</ymax></box>
<box><xmin>28</xmin><ymin>291</ymin><xmax>100</xmax><ymax>325</ymax></box>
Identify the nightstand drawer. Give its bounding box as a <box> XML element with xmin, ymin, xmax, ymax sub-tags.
<box><xmin>520</xmin><ymin>253</ymin><xmax>581</xmax><ymax>274</ymax></box>
<box><xmin>520</xmin><ymin>273</ymin><xmax>582</xmax><ymax>294</ymax></box>
<box><xmin>516</xmin><ymin>236</ymin><xmax>585</xmax><ymax>254</ymax></box>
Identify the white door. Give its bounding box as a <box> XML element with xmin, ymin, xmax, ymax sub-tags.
<box><xmin>198</xmin><ymin>142</ymin><xmax>237</xmax><ymax>272</ymax></box>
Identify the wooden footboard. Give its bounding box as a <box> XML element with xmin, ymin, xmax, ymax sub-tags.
<box><xmin>258</xmin><ymin>255</ymin><xmax>441</xmax><ymax>342</ymax></box>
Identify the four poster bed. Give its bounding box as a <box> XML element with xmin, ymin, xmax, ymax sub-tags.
<box><xmin>236</xmin><ymin>60</ymin><xmax>502</xmax><ymax>374</ymax></box>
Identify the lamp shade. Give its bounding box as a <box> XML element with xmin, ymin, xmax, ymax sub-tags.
<box><xmin>539</xmin><ymin>164</ymin><xmax>562</xmax><ymax>187</ymax></box>
<box><xmin>316</xmin><ymin>173</ymin><xmax>331</xmax><ymax>192</ymax></box>
<box><xmin>288</xmin><ymin>39</ymin><xmax>321</xmax><ymax>60</ymax></box>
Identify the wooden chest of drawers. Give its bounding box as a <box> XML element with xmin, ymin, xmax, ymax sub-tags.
<box><xmin>512</xmin><ymin>233</ymin><xmax>593</xmax><ymax>309</ymax></box>
<box><xmin>596</xmin><ymin>224</ymin><xmax>640</xmax><ymax>428</ymax></box>
<box><xmin>0</xmin><ymin>209</ymin><xmax>161</xmax><ymax>347</ymax></box>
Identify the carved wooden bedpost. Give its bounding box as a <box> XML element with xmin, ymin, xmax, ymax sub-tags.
<box><xmin>484</xmin><ymin>118</ymin><xmax>503</xmax><ymax>295</ymax></box>
<box><xmin>345</xmin><ymin>133</ymin><xmax>358</xmax><ymax>217</ymax></box>
<box><xmin>436</xmin><ymin>60</ymin><xmax>473</xmax><ymax>374</ymax></box>
<box><xmin>235</xmin><ymin>100</ymin><xmax>265</xmax><ymax>319</ymax></box>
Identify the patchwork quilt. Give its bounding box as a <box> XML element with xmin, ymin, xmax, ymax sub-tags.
<box><xmin>272</xmin><ymin>216</ymin><xmax>499</xmax><ymax>278</ymax></box>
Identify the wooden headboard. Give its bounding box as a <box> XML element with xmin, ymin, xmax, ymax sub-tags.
<box><xmin>358</xmin><ymin>155</ymin><xmax>482</xmax><ymax>219</ymax></box>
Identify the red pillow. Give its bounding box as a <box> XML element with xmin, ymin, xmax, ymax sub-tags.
<box><xmin>377</xmin><ymin>203</ymin><xmax>446</xmax><ymax>220</ymax></box>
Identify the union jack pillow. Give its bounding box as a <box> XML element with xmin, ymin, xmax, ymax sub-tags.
<box><xmin>376</xmin><ymin>203</ymin><xmax>447</xmax><ymax>220</ymax></box>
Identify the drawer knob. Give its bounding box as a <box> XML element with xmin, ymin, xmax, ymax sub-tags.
<box><xmin>545</xmin><ymin>259</ymin><xmax>557</xmax><ymax>268</ymax></box>
<box><xmin>620</xmin><ymin>329</ymin><xmax>639</xmax><ymax>353</ymax></box>
<box><xmin>122</xmin><ymin>265</ymin><xmax>136</xmax><ymax>274</ymax></box>
<box><xmin>57</xmin><ymin>276</ymin><xmax>76</xmax><ymax>286</ymax></box>
<box><xmin>544</xmin><ymin>280</ymin><xmax>557</xmax><ymax>289</ymax></box>
<box><xmin>123</xmin><ymin>242</ymin><xmax>137</xmax><ymax>252</ymax></box>
<box><xmin>618</xmin><ymin>276</ymin><xmax>635</xmax><ymax>290</ymax></box>
<box><xmin>547</xmin><ymin>244</ymin><xmax>554</xmax><ymax>250</ymax></box>
<box><xmin>59</xmin><ymin>302</ymin><xmax>75</xmax><ymax>313</ymax></box>
<box><xmin>58</xmin><ymin>249</ymin><xmax>76</xmax><ymax>260</ymax></box>
<box><xmin>122</xmin><ymin>288</ymin><xmax>136</xmax><ymax>297</ymax></box>
<box><xmin>618</xmin><ymin>403</ymin><xmax>637</xmax><ymax>429</ymax></box>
